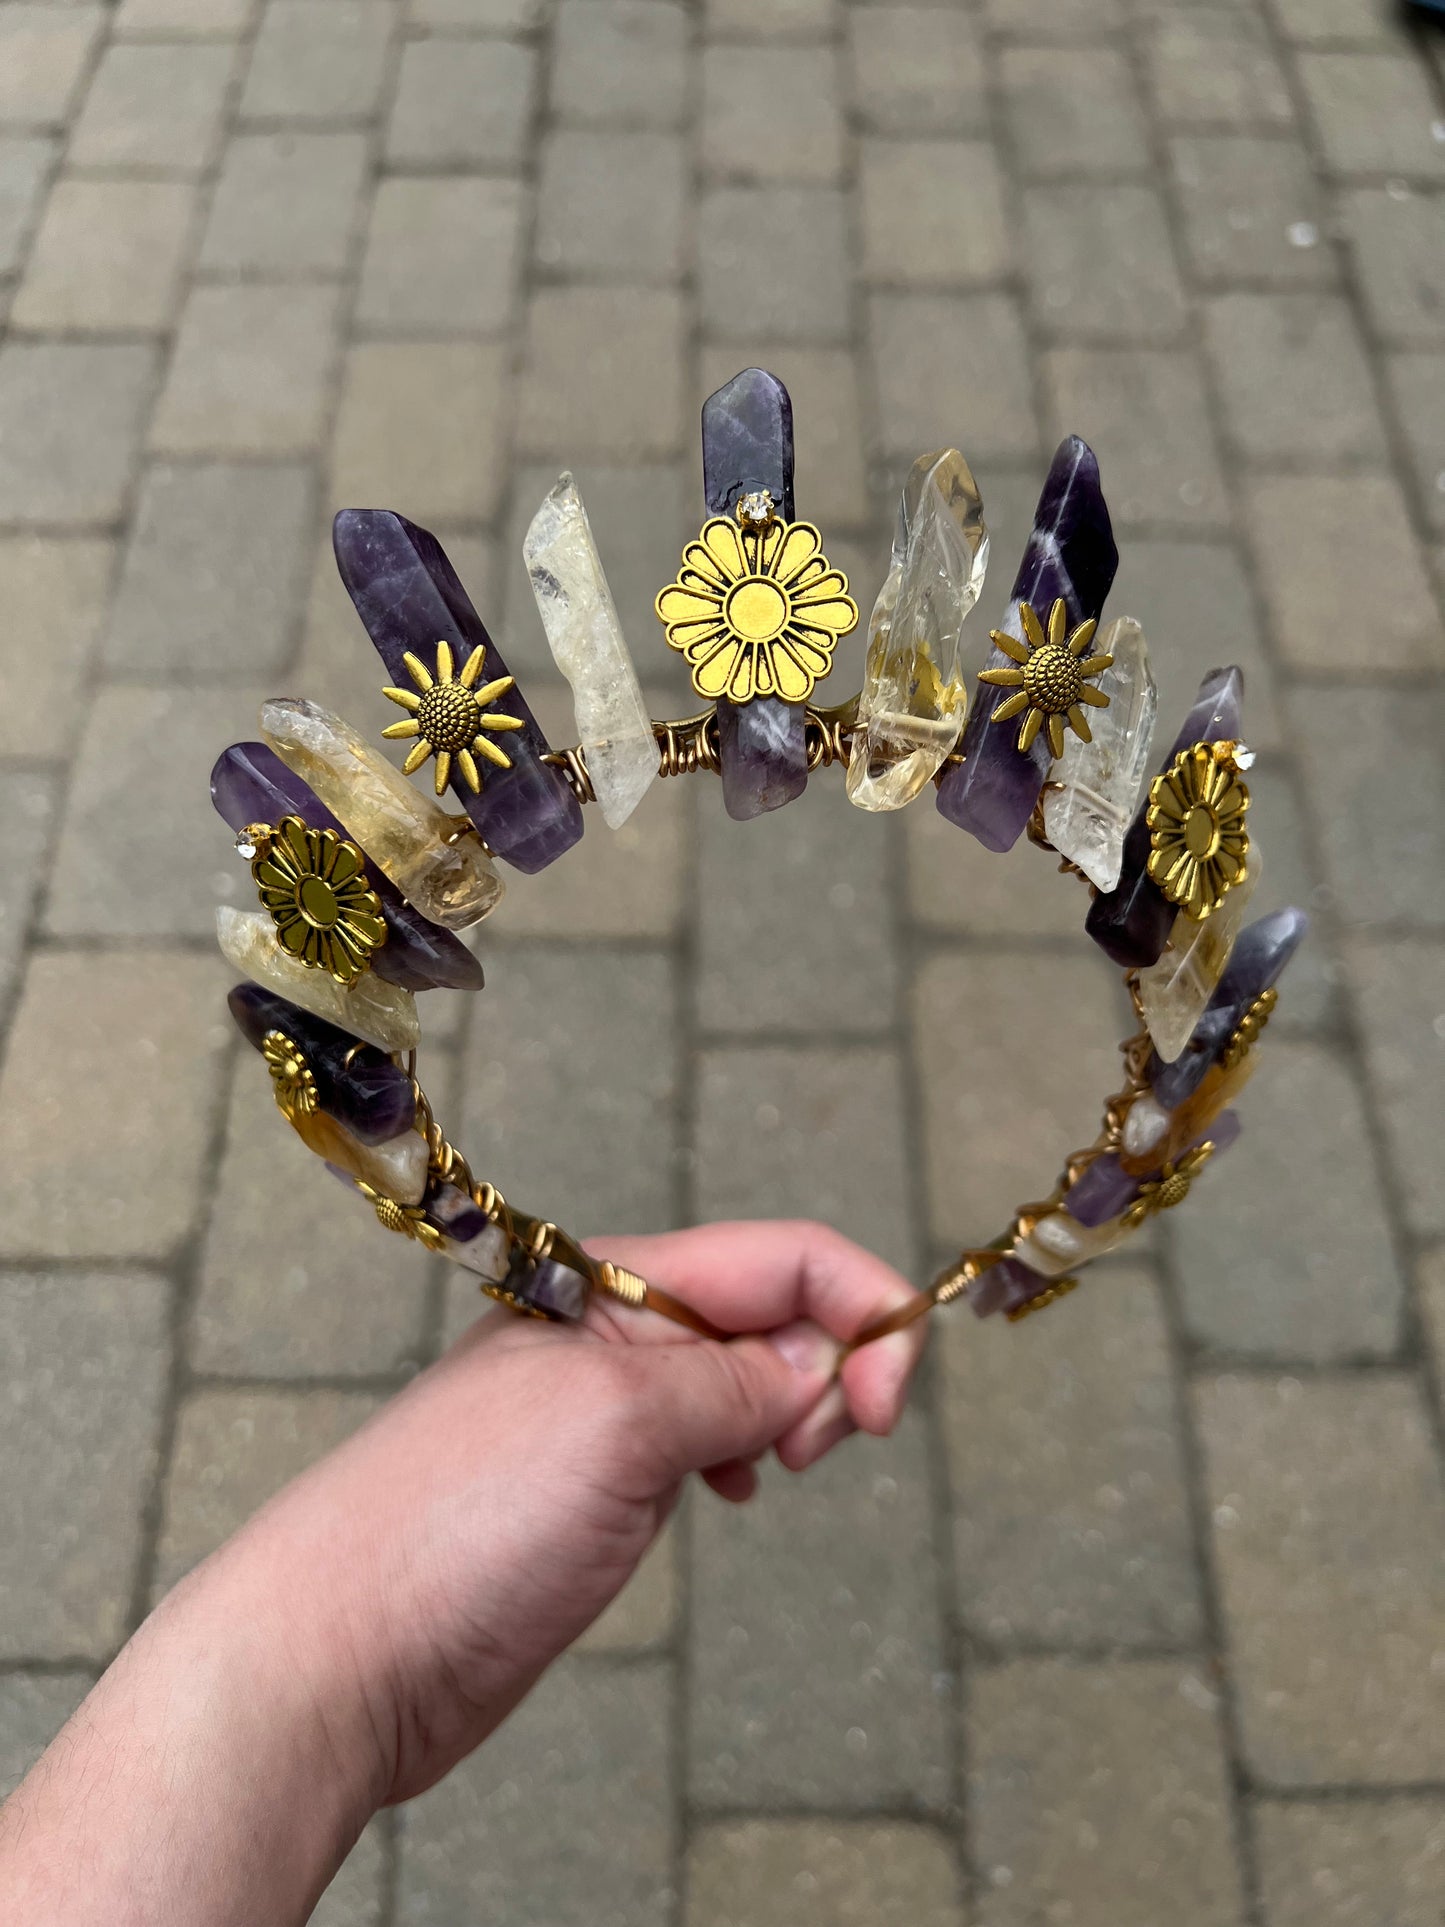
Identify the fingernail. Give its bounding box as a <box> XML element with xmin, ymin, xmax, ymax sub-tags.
<box><xmin>767</xmin><ymin>1320</ymin><xmax>837</xmax><ymax>1378</ymax></box>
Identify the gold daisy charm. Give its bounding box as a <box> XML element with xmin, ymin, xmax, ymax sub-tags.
<box><xmin>356</xmin><ymin>1181</ymin><xmax>445</xmax><ymax>1251</ymax></box>
<box><xmin>381</xmin><ymin>640</ymin><xmax>525</xmax><ymax>795</ymax></box>
<box><xmin>655</xmin><ymin>501</ymin><xmax>858</xmax><ymax>704</ymax></box>
<box><xmin>1146</xmin><ymin>741</ymin><xmax>1251</xmax><ymax>920</ymax></box>
<box><xmin>251</xmin><ymin>815</ymin><xmax>387</xmax><ymax>985</ymax></box>
<box><xmin>977</xmin><ymin>598</ymin><xmax>1113</xmax><ymax>757</ymax></box>
<box><xmin>261</xmin><ymin>1029</ymin><xmax>317</xmax><ymax>1122</ymax></box>
<box><xmin>1122</xmin><ymin>1140</ymin><xmax>1216</xmax><ymax>1228</ymax></box>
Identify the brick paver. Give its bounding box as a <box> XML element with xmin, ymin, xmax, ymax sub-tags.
<box><xmin>1</xmin><ymin>0</ymin><xmax>1443</xmax><ymax>1919</ymax></box>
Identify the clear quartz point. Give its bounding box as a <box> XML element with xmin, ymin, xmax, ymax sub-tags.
<box><xmin>1014</xmin><ymin>1209</ymin><xmax>1135</xmax><ymax>1277</ymax></box>
<box><xmin>523</xmin><ymin>473</ymin><xmax>657</xmax><ymax>830</ymax></box>
<box><xmin>216</xmin><ymin>906</ymin><xmax>421</xmax><ymax>1054</ymax></box>
<box><xmin>1137</xmin><ymin>842</ymin><xmax>1262</xmax><ymax>1063</ymax></box>
<box><xmin>1042</xmin><ymin>616</ymin><xmax>1157</xmax><ymax>891</ymax></box>
<box><xmin>846</xmin><ymin>449</ymin><xmax>989</xmax><ymax>812</ymax></box>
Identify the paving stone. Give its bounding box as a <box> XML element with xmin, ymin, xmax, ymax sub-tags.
<box><xmin>698</xmin><ymin>344</ymin><xmax>871</xmax><ymax>531</ymax></box>
<box><xmin>12</xmin><ymin>178</ymin><xmax>195</xmax><ymax>334</ymax></box>
<box><xmin>103</xmin><ymin>460</ymin><xmax>312</xmax><ymax>680</ymax></box>
<box><xmin>986</xmin><ymin>0</ymin><xmax>1126</xmax><ymax>28</ymax></box>
<box><xmin>1339</xmin><ymin>187</ymin><xmax>1445</xmax><ymax>345</ymax></box>
<box><xmin>915</xmin><ymin>951</ymin><xmax>1124</xmax><ymax>1250</ymax></box>
<box><xmin>0</xmin><ymin>1269</ymin><xmax>169</xmax><ymax>1656</ymax></box>
<box><xmin>694</xmin><ymin>1045</ymin><xmax>914</xmax><ymax>1273</ymax></box>
<box><xmin>907</xmin><ymin>803</ymin><xmax>1085</xmax><ymax>941</ymax></box>
<box><xmin>1422</xmin><ymin>1244</ymin><xmax>1445</xmax><ymax>1403</ymax></box>
<box><xmin>330</xmin><ymin>340</ymin><xmax>509</xmax><ymax>523</ymax></box>
<box><xmin>689</xmin><ymin>1412</ymin><xmax>949</xmax><ymax>1810</ymax></box>
<box><xmin>457</xmin><ymin>943</ymin><xmax>678</xmax><ymax>1236</ymax></box>
<box><xmin>408</xmin><ymin>0</ymin><xmax>542</xmax><ymax>24</ymax></box>
<box><xmin>860</xmin><ymin>139</ymin><xmax>1009</xmax><ymax>289</ymax></box>
<box><xmin>695</xmin><ymin>780</ymin><xmax>897</xmax><ymax>1039</ymax></box>
<box><xmin>685</xmin><ymin>1820</ymin><xmax>964</xmax><ymax>1927</ymax></box>
<box><xmin>1023</xmin><ymin>183</ymin><xmax>1187</xmax><ymax>342</ymax></box>
<box><xmin>48</xmin><ymin>684</ymin><xmax>271</xmax><ymax>938</ymax></box>
<box><xmin>0</xmin><ymin>134</ymin><xmax>52</xmax><ymax>276</ymax></box>
<box><xmin>0</xmin><ymin>342</ymin><xmax>155</xmax><ymax>528</ymax></box>
<box><xmin>1270</xmin><ymin>0</ymin><xmax>1403</xmax><ymax>42</ymax></box>
<box><xmin>200</xmin><ymin>132</ymin><xmax>368</xmax><ymax>279</ymax></box>
<box><xmin>154</xmin><ymin>1386</ymin><xmax>379</xmax><ymax>1598</ymax></box>
<box><xmin>1169</xmin><ymin>135</ymin><xmax>1334</xmax><ymax>289</ymax></box>
<box><xmin>1246</xmin><ymin>473</ymin><xmax>1442</xmax><ymax>674</ymax></box>
<box><xmin>872</xmin><ymin>293</ymin><xmax>1036</xmax><ymax>461</ymax></box>
<box><xmin>848</xmin><ymin>6</ymin><xmax>987</xmax><ymax>136</ymax></box>
<box><xmin>1226</xmin><ymin>759</ymin><xmax>1339</xmax><ymax>1035</ymax></box>
<box><xmin>241</xmin><ymin>0</ymin><xmax>395</xmax><ymax>124</ymax></box>
<box><xmin>705</xmin><ymin>0</ymin><xmax>835</xmax><ymax>35</ymax></box>
<box><xmin>999</xmin><ymin>47</ymin><xmax>1150</xmax><ymax>180</ymax></box>
<box><xmin>0</xmin><ymin>1674</ymin><xmax>93</xmax><ymax>1800</ymax></box>
<box><xmin>535</xmin><ymin>131</ymin><xmax>686</xmax><ymax>286</ymax></box>
<box><xmin>517</xmin><ymin>287</ymin><xmax>686</xmax><ymax>455</ymax></box>
<box><xmin>1205</xmin><ymin>293</ymin><xmax>1387</xmax><ymax>465</ymax></box>
<box><xmin>0</xmin><ymin>770</ymin><xmax>58</xmax><ymax>1018</ymax></box>
<box><xmin>312</xmin><ymin>1822</ymin><xmax>387</xmax><ymax>1927</ymax></box>
<box><xmin>701</xmin><ymin>45</ymin><xmax>844</xmax><ymax>184</ymax></box>
<box><xmin>69</xmin><ymin>41</ymin><xmax>234</xmax><ymax>172</ymax></box>
<box><xmin>1297</xmin><ymin>52</ymin><xmax>1445</xmax><ymax>180</ymax></box>
<box><xmin>1198</xmin><ymin>1371</ymin><xmax>1445</xmax><ymax>1783</ymax></box>
<box><xmin>941</xmin><ymin>1260</ymin><xmax>1203</xmax><ymax>1649</ymax></box>
<box><xmin>0</xmin><ymin>6</ymin><xmax>104</xmax><ymax>126</ymax></box>
<box><xmin>396</xmin><ymin>1659</ymin><xmax>674</xmax><ymax>1927</ymax></box>
<box><xmin>192</xmin><ymin>1059</ymin><xmax>431</xmax><ymax>1379</ymax></box>
<box><xmin>1043</xmin><ymin>347</ymin><xmax>1228</xmax><ymax>530</ymax></box>
<box><xmin>0</xmin><ymin>535</ymin><xmax>113</xmax><ymax>759</ymax></box>
<box><xmin>1343</xmin><ymin>935</ymin><xmax>1445</xmax><ymax>1240</ymax></box>
<box><xmin>1144</xmin><ymin>12</ymin><xmax>1295</xmax><ymax>128</ymax></box>
<box><xmin>358</xmin><ymin>176</ymin><xmax>524</xmax><ymax>335</ymax></box>
<box><xmin>150</xmin><ymin>284</ymin><xmax>339</xmax><ymax>458</ymax></box>
<box><xmin>550</xmin><ymin>0</ymin><xmax>688</xmax><ymax>131</ymax></box>
<box><xmin>572</xmin><ymin>1526</ymin><xmax>678</xmax><ymax>1654</ymax></box>
<box><xmin>1291</xmin><ymin>684</ymin><xmax>1445</xmax><ymax>929</ymax></box>
<box><xmin>116</xmin><ymin>0</ymin><xmax>258</xmax><ymax>35</ymax></box>
<box><xmin>386</xmin><ymin>37</ymin><xmax>534</xmax><ymax>168</ymax></box>
<box><xmin>1383</xmin><ymin>350</ymin><xmax>1445</xmax><ymax>534</ymax></box>
<box><xmin>1254</xmin><ymin>1797</ymin><xmax>1445</xmax><ymax>1927</ymax></box>
<box><xmin>699</xmin><ymin>186</ymin><xmax>849</xmax><ymax>343</ymax></box>
<box><xmin>968</xmin><ymin>1658</ymin><xmax>1243</xmax><ymax>1925</ymax></box>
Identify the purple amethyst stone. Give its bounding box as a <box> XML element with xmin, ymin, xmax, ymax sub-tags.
<box><xmin>228</xmin><ymin>983</ymin><xmax>415</xmax><ymax>1145</ymax></box>
<box><xmin>1062</xmin><ymin>1154</ymin><xmax>1141</xmax><ymax>1229</ymax></box>
<box><xmin>1149</xmin><ymin>906</ymin><xmax>1309</xmax><ymax>1108</ymax></box>
<box><xmin>503</xmin><ymin>1248</ymin><xmax>590</xmax><ymax>1323</ymax></box>
<box><xmin>968</xmin><ymin>1255</ymin><xmax>1060</xmax><ymax>1320</ymax></box>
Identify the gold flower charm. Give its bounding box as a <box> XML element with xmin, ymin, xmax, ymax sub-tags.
<box><xmin>381</xmin><ymin>640</ymin><xmax>525</xmax><ymax>795</ymax></box>
<box><xmin>1122</xmin><ymin>1140</ymin><xmax>1216</xmax><ymax>1228</ymax></box>
<box><xmin>251</xmin><ymin>816</ymin><xmax>387</xmax><ymax>985</ymax></box>
<box><xmin>1146</xmin><ymin>741</ymin><xmax>1251</xmax><ymax>920</ymax></box>
<box><xmin>261</xmin><ymin>1028</ymin><xmax>317</xmax><ymax>1121</ymax></box>
<box><xmin>356</xmin><ymin>1181</ymin><xmax>445</xmax><ymax>1251</ymax></box>
<box><xmin>655</xmin><ymin>505</ymin><xmax>858</xmax><ymax>704</ymax></box>
<box><xmin>977</xmin><ymin>598</ymin><xmax>1113</xmax><ymax>757</ymax></box>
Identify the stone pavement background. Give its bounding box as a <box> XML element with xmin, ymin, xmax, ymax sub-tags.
<box><xmin>1</xmin><ymin>0</ymin><xmax>1444</xmax><ymax>1918</ymax></box>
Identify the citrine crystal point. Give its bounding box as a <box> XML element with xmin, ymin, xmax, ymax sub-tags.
<box><xmin>1085</xmin><ymin>665</ymin><xmax>1246</xmax><ymax>969</ymax></box>
<box><xmin>936</xmin><ymin>436</ymin><xmax>1119</xmax><ymax>852</ymax></box>
<box><xmin>228</xmin><ymin>982</ymin><xmax>415</xmax><ymax>1145</ymax></box>
<box><xmin>331</xmin><ymin>509</ymin><xmax>584</xmax><ymax>875</ymax></box>
<box><xmin>217</xmin><ymin>906</ymin><xmax>421</xmax><ymax>1053</ymax></box>
<box><xmin>1137</xmin><ymin>839</ymin><xmax>1263</xmax><ymax>1063</ymax></box>
<box><xmin>523</xmin><ymin>474</ymin><xmax>657</xmax><ymax>830</ymax></box>
<box><xmin>289</xmin><ymin>1104</ymin><xmax>429</xmax><ymax>1206</ymax></box>
<box><xmin>1042</xmin><ymin>616</ymin><xmax>1157</xmax><ymax>890</ymax></box>
<box><xmin>1149</xmin><ymin>904</ymin><xmax>1308</xmax><ymax>1108</ymax></box>
<box><xmin>847</xmin><ymin>448</ymin><xmax>989</xmax><ymax>813</ymax></box>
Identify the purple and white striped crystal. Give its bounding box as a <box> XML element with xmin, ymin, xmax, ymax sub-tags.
<box><xmin>228</xmin><ymin>982</ymin><xmax>416</xmax><ymax>1144</ymax></box>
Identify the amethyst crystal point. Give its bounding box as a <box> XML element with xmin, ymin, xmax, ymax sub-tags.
<box><xmin>701</xmin><ymin>370</ymin><xmax>808</xmax><ymax>819</ymax></box>
<box><xmin>968</xmin><ymin>1255</ymin><xmax>1058</xmax><ymax>1320</ymax></box>
<box><xmin>211</xmin><ymin>741</ymin><xmax>483</xmax><ymax>993</ymax></box>
<box><xmin>331</xmin><ymin>509</ymin><xmax>583</xmax><ymax>875</ymax></box>
<box><xmin>1149</xmin><ymin>905</ymin><xmax>1308</xmax><ymax>1108</ymax></box>
<box><xmin>1062</xmin><ymin>1154</ymin><xmax>1141</xmax><ymax>1229</ymax></box>
<box><xmin>1085</xmin><ymin>666</ymin><xmax>1246</xmax><ymax>969</ymax></box>
<box><xmin>937</xmin><ymin>437</ymin><xmax>1119</xmax><ymax>853</ymax></box>
<box><xmin>228</xmin><ymin>983</ymin><xmax>415</xmax><ymax>1145</ymax></box>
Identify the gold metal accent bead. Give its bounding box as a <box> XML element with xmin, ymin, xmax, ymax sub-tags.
<box><xmin>977</xmin><ymin>598</ymin><xmax>1113</xmax><ymax>758</ymax></box>
<box><xmin>1146</xmin><ymin>741</ymin><xmax>1251</xmax><ymax>921</ymax></box>
<box><xmin>1121</xmin><ymin>1140</ymin><xmax>1216</xmax><ymax>1229</ymax></box>
<box><xmin>261</xmin><ymin>1028</ymin><xmax>317</xmax><ymax>1122</ymax></box>
<box><xmin>1221</xmin><ymin>986</ymin><xmax>1278</xmax><ymax>1070</ymax></box>
<box><xmin>598</xmin><ymin>1260</ymin><xmax>649</xmax><ymax>1308</ymax></box>
<box><xmin>250</xmin><ymin>815</ymin><xmax>387</xmax><ymax>985</ymax></box>
<box><xmin>381</xmin><ymin>639</ymin><xmax>525</xmax><ymax>795</ymax></box>
<box><xmin>356</xmin><ymin>1180</ymin><xmax>445</xmax><ymax>1251</ymax></box>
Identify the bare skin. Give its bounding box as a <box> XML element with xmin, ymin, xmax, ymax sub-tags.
<box><xmin>0</xmin><ymin>1220</ymin><xmax>926</xmax><ymax>1927</ymax></box>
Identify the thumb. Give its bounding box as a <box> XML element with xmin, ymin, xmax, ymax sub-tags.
<box><xmin>629</xmin><ymin>1323</ymin><xmax>837</xmax><ymax>1484</ymax></box>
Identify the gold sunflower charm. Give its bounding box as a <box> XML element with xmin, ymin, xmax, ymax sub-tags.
<box><xmin>261</xmin><ymin>1029</ymin><xmax>317</xmax><ymax>1121</ymax></box>
<box><xmin>655</xmin><ymin>498</ymin><xmax>858</xmax><ymax>704</ymax></box>
<box><xmin>381</xmin><ymin>640</ymin><xmax>525</xmax><ymax>795</ymax></box>
<box><xmin>356</xmin><ymin>1181</ymin><xmax>445</xmax><ymax>1251</ymax></box>
<box><xmin>250</xmin><ymin>816</ymin><xmax>387</xmax><ymax>985</ymax></box>
<box><xmin>1146</xmin><ymin>741</ymin><xmax>1251</xmax><ymax>921</ymax></box>
<box><xmin>1122</xmin><ymin>1141</ymin><xmax>1216</xmax><ymax>1229</ymax></box>
<box><xmin>977</xmin><ymin>598</ymin><xmax>1113</xmax><ymax>757</ymax></box>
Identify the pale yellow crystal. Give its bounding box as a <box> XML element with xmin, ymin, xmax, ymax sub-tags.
<box><xmin>261</xmin><ymin>697</ymin><xmax>503</xmax><ymax>930</ymax></box>
<box><xmin>1014</xmin><ymin>1209</ymin><xmax>1135</xmax><ymax>1278</ymax></box>
<box><xmin>216</xmin><ymin>905</ymin><xmax>421</xmax><ymax>1054</ymax></box>
<box><xmin>289</xmin><ymin>1107</ymin><xmax>428</xmax><ymax>1205</ymax></box>
<box><xmin>1137</xmin><ymin>841</ymin><xmax>1262</xmax><ymax>1063</ymax></box>
<box><xmin>524</xmin><ymin>473</ymin><xmax>657</xmax><ymax>829</ymax></box>
<box><xmin>846</xmin><ymin>448</ymin><xmax>989</xmax><ymax>811</ymax></box>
